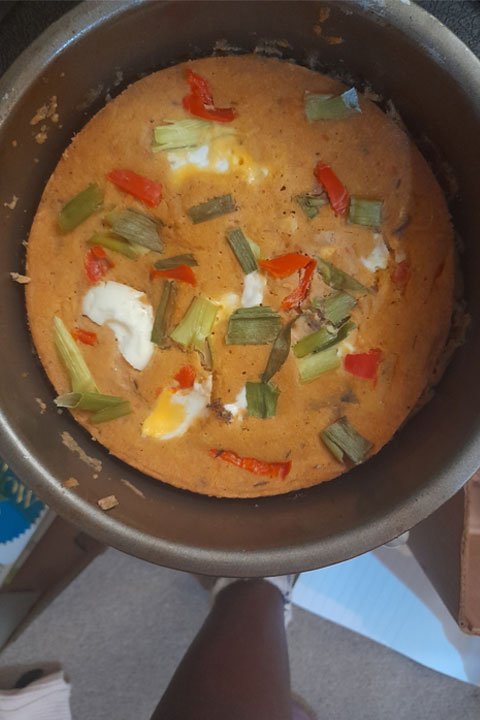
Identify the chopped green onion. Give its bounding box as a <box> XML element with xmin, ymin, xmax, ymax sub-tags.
<box><xmin>104</xmin><ymin>208</ymin><xmax>150</xmax><ymax>255</ymax></box>
<box><xmin>153</xmin><ymin>119</ymin><xmax>212</xmax><ymax>151</ymax></box>
<box><xmin>229</xmin><ymin>306</ymin><xmax>278</xmax><ymax>317</ymax></box>
<box><xmin>295</xmin><ymin>192</ymin><xmax>328</xmax><ymax>219</ymax></box>
<box><xmin>112</xmin><ymin>207</ymin><xmax>163</xmax><ymax>252</ymax></box>
<box><xmin>294</xmin><ymin>326</ymin><xmax>335</xmax><ymax>358</ymax></box>
<box><xmin>246</xmin><ymin>381</ymin><xmax>279</xmax><ymax>419</ymax></box>
<box><xmin>312</xmin><ymin>291</ymin><xmax>357</xmax><ymax>327</ymax></box>
<box><xmin>261</xmin><ymin>318</ymin><xmax>297</xmax><ymax>383</ymax></box>
<box><xmin>103</xmin><ymin>207</ymin><xmax>122</xmax><ymax>226</ymax></box>
<box><xmin>53</xmin><ymin>317</ymin><xmax>98</xmax><ymax>394</ymax></box>
<box><xmin>199</xmin><ymin>334</ymin><xmax>214</xmax><ymax>372</ymax></box>
<box><xmin>293</xmin><ymin>321</ymin><xmax>355</xmax><ymax>358</ymax></box>
<box><xmin>170</xmin><ymin>297</ymin><xmax>218</xmax><ymax>352</ymax></box>
<box><xmin>226</xmin><ymin>307</ymin><xmax>282</xmax><ymax>345</ymax></box>
<box><xmin>151</xmin><ymin>280</ymin><xmax>176</xmax><ymax>347</ymax></box>
<box><xmin>187</xmin><ymin>194</ymin><xmax>236</xmax><ymax>224</ymax></box>
<box><xmin>90</xmin><ymin>401</ymin><xmax>132</xmax><ymax>424</ymax></box>
<box><xmin>153</xmin><ymin>254</ymin><xmax>198</xmax><ymax>270</ymax></box>
<box><xmin>58</xmin><ymin>183</ymin><xmax>103</xmax><ymax>232</ymax></box>
<box><xmin>54</xmin><ymin>392</ymin><xmax>127</xmax><ymax>411</ymax></box>
<box><xmin>297</xmin><ymin>346</ymin><xmax>340</xmax><ymax>384</ymax></box>
<box><xmin>305</xmin><ymin>88</ymin><xmax>361</xmax><ymax>122</ymax></box>
<box><xmin>316</xmin><ymin>257</ymin><xmax>369</xmax><ymax>294</ymax></box>
<box><xmin>152</xmin><ymin>118</ymin><xmax>231</xmax><ymax>153</ymax></box>
<box><xmin>88</xmin><ymin>232</ymin><xmax>139</xmax><ymax>260</ymax></box>
<box><xmin>321</xmin><ymin>416</ymin><xmax>372</xmax><ymax>464</ymax></box>
<box><xmin>321</xmin><ymin>433</ymin><xmax>344</xmax><ymax>463</ymax></box>
<box><xmin>226</xmin><ymin>228</ymin><xmax>258</xmax><ymax>274</ymax></box>
<box><xmin>246</xmin><ymin>236</ymin><xmax>261</xmax><ymax>259</ymax></box>
<box><xmin>348</xmin><ymin>197</ymin><xmax>383</xmax><ymax>228</ymax></box>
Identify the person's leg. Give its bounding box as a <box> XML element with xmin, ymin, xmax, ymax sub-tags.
<box><xmin>151</xmin><ymin>578</ymin><xmax>292</xmax><ymax>720</ymax></box>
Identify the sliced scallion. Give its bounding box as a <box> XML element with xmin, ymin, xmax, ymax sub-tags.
<box><xmin>246</xmin><ymin>381</ymin><xmax>279</xmax><ymax>419</ymax></box>
<box><xmin>59</xmin><ymin>183</ymin><xmax>103</xmax><ymax>232</ymax></box>
<box><xmin>321</xmin><ymin>416</ymin><xmax>372</xmax><ymax>464</ymax></box>
<box><xmin>103</xmin><ymin>207</ymin><xmax>122</xmax><ymax>226</ymax></box>
<box><xmin>297</xmin><ymin>346</ymin><xmax>340</xmax><ymax>384</ymax></box>
<box><xmin>54</xmin><ymin>392</ymin><xmax>127</xmax><ymax>411</ymax></box>
<box><xmin>170</xmin><ymin>297</ymin><xmax>218</xmax><ymax>352</ymax></box>
<box><xmin>226</xmin><ymin>228</ymin><xmax>258</xmax><ymax>274</ymax></box>
<box><xmin>53</xmin><ymin>317</ymin><xmax>98</xmax><ymax>394</ymax></box>
<box><xmin>198</xmin><ymin>334</ymin><xmax>214</xmax><ymax>372</ymax></box>
<box><xmin>305</xmin><ymin>88</ymin><xmax>361</xmax><ymax>123</ymax></box>
<box><xmin>151</xmin><ymin>280</ymin><xmax>175</xmax><ymax>347</ymax></box>
<box><xmin>90</xmin><ymin>401</ymin><xmax>132</xmax><ymax>424</ymax></box>
<box><xmin>112</xmin><ymin>207</ymin><xmax>163</xmax><ymax>252</ymax></box>
<box><xmin>295</xmin><ymin>192</ymin><xmax>328</xmax><ymax>220</ymax></box>
<box><xmin>153</xmin><ymin>254</ymin><xmax>198</xmax><ymax>270</ymax></box>
<box><xmin>316</xmin><ymin>257</ymin><xmax>369</xmax><ymax>294</ymax></box>
<box><xmin>225</xmin><ymin>307</ymin><xmax>282</xmax><ymax>345</ymax></box>
<box><xmin>348</xmin><ymin>197</ymin><xmax>383</xmax><ymax>228</ymax></box>
<box><xmin>294</xmin><ymin>320</ymin><xmax>356</xmax><ymax>358</ymax></box>
<box><xmin>246</xmin><ymin>236</ymin><xmax>261</xmax><ymax>260</ymax></box>
<box><xmin>88</xmin><ymin>232</ymin><xmax>139</xmax><ymax>260</ymax></box>
<box><xmin>153</xmin><ymin>119</ymin><xmax>212</xmax><ymax>151</ymax></box>
<box><xmin>261</xmin><ymin>318</ymin><xmax>297</xmax><ymax>383</ymax></box>
<box><xmin>152</xmin><ymin>119</ymin><xmax>213</xmax><ymax>152</ymax></box>
<box><xmin>187</xmin><ymin>194</ymin><xmax>236</xmax><ymax>224</ymax></box>
<box><xmin>312</xmin><ymin>291</ymin><xmax>357</xmax><ymax>327</ymax></box>
<box><xmin>104</xmin><ymin>208</ymin><xmax>150</xmax><ymax>255</ymax></box>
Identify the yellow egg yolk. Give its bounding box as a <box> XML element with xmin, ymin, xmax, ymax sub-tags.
<box><xmin>142</xmin><ymin>389</ymin><xmax>186</xmax><ymax>438</ymax></box>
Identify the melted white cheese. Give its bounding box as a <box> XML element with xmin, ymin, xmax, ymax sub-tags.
<box><xmin>82</xmin><ymin>281</ymin><xmax>154</xmax><ymax>371</ymax></box>
<box><xmin>224</xmin><ymin>386</ymin><xmax>247</xmax><ymax>418</ymax></box>
<box><xmin>215</xmin><ymin>292</ymin><xmax>240</xmax><ymax>320</ymax></box>
<box><xmin>167</xmin><ymin>138</ymin><xmax>268</xmax><ymax>183</ymax></box>
<box><xmin>360</xmin><ymin>234</ymin><xmax>390</xmax><ymax>272</ymax></box>
<box><xmin>167</xmin><ymin>144</ymin><xmax>211</xmax><ymax>171</ymax></box>
<box><xmin>242</xmin><ymin>271</ymin><xmax>266</xmax><ymax>307</ymax></box>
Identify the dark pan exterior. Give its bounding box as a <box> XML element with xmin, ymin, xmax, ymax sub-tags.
<box><xmin>1</xmin><ymin>0</ymin><xmax>479</xmax><ymax>576</ymax></box>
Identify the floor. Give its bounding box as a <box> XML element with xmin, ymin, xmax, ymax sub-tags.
<box><xmin>0</xmin><ymin>547</ymin><xmax>479</xmax><ymax>719</ymax></box>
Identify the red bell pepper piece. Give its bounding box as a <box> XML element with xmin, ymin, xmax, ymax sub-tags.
<box><xmin>174</xmin><ymin>365</ymin><xmax>196</xmax><ymax>389</ymax></box>
<box><xmin>281</xmin><ymin>258</ymin><xmax>317</xmax><ymax>311</ymax></box>
<box><xmin>258</xmin><ymin>253</ymin><xmax>311</xmax><ymax>279</ymax></box>
<box><xmin>182</xmin><ymin>69</ymin><xmax>235</xmax><ymax>123</ymax></box>
<box><xmin>391</xmin><ymin>260</ymin><xmax>411</xmax><ymax>290</ymax></box>
<box><xmin>149</xmin><ymin>264</ymin><xmax>197</xmax><ymax>286</ymax></box>
<box><xmin>314</xmin><ymin>162</ymin><xmax>349</xmax><ymax>216</ymax></box>
<box><xmin>84</xmin><ymin>246</ymin><xmax>113</xmax><ymax>284</ymax></box>
<box><xmin>344</xmin><ymin>349</ymin><xmax>382</xmax><ymax>381</ymax></box>
<box><xmin>259</xmin><ymin>253</ymin><xmax>315</xmax><ymax>310</ymax></box>
<box><xmin>71</xmin><ymin>328</ymin><xmax>97</xmax><ymax>346</ymax></box>
<box><xmin>107</xmin><ymin>169</ymin><xmax>162</xmax><ymax>208</ymax></box>
<box><xmin>209</xmin><ymin>449</ymin><xmax>291</xmax><ymax>480</ymax></box>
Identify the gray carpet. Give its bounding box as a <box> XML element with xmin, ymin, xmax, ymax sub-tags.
<box><xmin>0</xmin><ymin>548</ymin><xmax>479</xmax><ymax>719</ymax></box>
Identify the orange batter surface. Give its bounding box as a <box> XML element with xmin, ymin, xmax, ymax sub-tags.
<box><xmin>26</xmin><ymin>56</ymin><xmax>454</xmax><ymax>497</ymax></box>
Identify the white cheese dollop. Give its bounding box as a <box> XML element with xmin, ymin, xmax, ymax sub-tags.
<box><xmin>360</xmin><ymin>233</ymin><xmax>390</xmax><ymax>272</ymax></box>
<box><xmin>82</xmin><ymin>281</ymin><xmax>154</xmax><ymax>371</ymax></box>
<box><xmin>224</xmin><ymin>386</ymin><xmax>247</xmax><ymax>418</ymax></box>
<box><xmin>241</xmin><ymin>271</ymin><xmax>266</xmax><ymax>307</ymax></box>
<box><xmin>215</xmin><ymin>292</ymin><xmax>240</xmax><ymax>320</ymax></box>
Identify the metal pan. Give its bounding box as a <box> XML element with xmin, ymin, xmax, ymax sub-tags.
<box><xmin>1</xmin><ymin>0</ymin><xmax>479</xmax><ymax>576</ymax></box>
